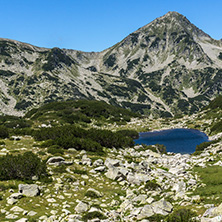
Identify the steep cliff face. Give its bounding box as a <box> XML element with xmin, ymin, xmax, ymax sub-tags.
<box><xmin>0</xmin><ymin>11</ymin><xmax>222</xmax><ymax>116</ymax></box>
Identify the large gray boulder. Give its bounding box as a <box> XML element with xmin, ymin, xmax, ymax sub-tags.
<box><xmin>105</xmin><ymin>166</ymin><xmax>126</xmax><ymax>180</ymax></box>
<box><xmin>7</xmin><ymin>193</ymin><xmax>23</xmax><ymax>205</ymax></box>
<box><xmin>151</xmin><ymin>198</ymin><xmax>173</xmax><ymax>215</ymax></box>
<box><xmin>47</xmin><ymin>156</ymin><xmax>65</xmax><ymax>165</ymax></box>
<box><xmin>18</xmin><ymin>184</ymin><xmax>40</xmax><ymax>197</ymax></box>
<box><xmin>172</xmin><ymin>181</ymin><xmax>186</xmax><ymax>192</ymax></box>
<box><xmin>137</xmin><ymin>205</ymin><xmax>154</xmax><ymax>220</ymax></box>
<box><xmin>104</xmin><ymin>158</ymin><xmax>120</xmax><ymax>168</ymax></box>
<box><xmin>75</xmin><ymin>201</ymin><xmax>88</xmax><ymax>213</ymax></box>
<box><xmin>47</xmin><ymin>156</ymin><xmax>72</xmax><ymax>166</ymax></box>
<box><xmin>127</xmin><ymin>173</ymin><xmax>149</xmax><ymax>185</ymax></box>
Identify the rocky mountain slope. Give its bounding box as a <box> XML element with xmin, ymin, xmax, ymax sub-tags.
<box><xmin>0</xmin><ymin>11</ymin><xmax>222</xmax><ymax>116</ymax></box>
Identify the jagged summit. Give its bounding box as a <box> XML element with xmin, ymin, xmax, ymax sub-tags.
<box><xmin>0</xmin><ymin>12</ymin><xmax>222</xmax><ymax>117</ymax></box>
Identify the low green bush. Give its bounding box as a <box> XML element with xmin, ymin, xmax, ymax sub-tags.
<box><xmin>0</xmin><ymin>141</ymin><xmax>5</xmax><ymax>145</ymax></box>
<box><xmin>73</xmin><ymin>169</ymin><xmax>87</xmax><ymax>175</ymax></box>
<box><xmin>166</xmin><ymin>208</ymin><xmax>197</xmax><ymax>222</ymax></box>
<box><xmin>211</xmin><ymin>120</ymin><xmax>222</xmax><ymax>134</ymax></box>
<box><xmin>0</xmin><ymin>126</ymin><xmax>9</xmax><ymax>139</ymax></box>
<box><xmin>195</xmin><ymin>140</ymin><xmax>219</xmax><ymax>152</ymax></box>
<box><xmin>116</xmin><ymin>129</ymin><xmax>139</xmax><ymax>139</ymax></box>
<box><xmin>52</xmin><ymin>165</ymin><xmax>67</xmax><ymax>174</ymax></box>
<box><xmin>82</xmin><ymin>211</ymin><xmax>106</xmax><ymax>221</ymax></box>
<box><xmin>145</xmin><ymin>180</ymin><xmax>161</xmax><ymax>191</ymax></box>
<box><xmin>33</xmin><ymin>124</ymin><xmax>134</xmax><ymax>151</ymax></box>
<box><xmin>85</xmin><ymin>190</ymin><xmax>100</xmax><ymax>198</ymax></box>
<box><xmin>0</xmin><ymin>152</ymin><xmax>47</xmax><ymax>180</ymax></box>
<box><xmin>47</xmin><ymin>145</ymin><xmax>64</xmax><ymax>155</ymax></box>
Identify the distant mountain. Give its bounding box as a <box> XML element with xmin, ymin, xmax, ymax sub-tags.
<box><xmin>0</xmin><ymin>11</ymin><xmax>222</xmax><ymax>117</ymax></box>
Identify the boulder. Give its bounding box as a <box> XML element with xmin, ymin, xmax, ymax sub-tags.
<box><xmin>18</xmin><ymin>184</ymin><xmax>40</xmax><ymax>197</ymax></box>
<box><xmin>151</xmin><ymin>198</ymin><xmax>173</xmax><ymax>215</ymax></box>
<box><xmin>46</xmin><ymin>156</ymin><xmax>73</xmax><ymax>166</ymax></box>
<box><xmin>105</xmin><ymin>167</ymin><xmax>125</xmax><ymax>180</ymax></box>
<box><xmin>86</xmin><ymin>188</ymin><xmax>103</xmax><ymax>197</ymax></box>
<box><xmin>172</xmin><ymin>181</ymin><xmax>186</xmax><ymax>192</ymax></box>
<box><xmin>104</xmin><ymin>158</ymin><xmax>120</xmax><ymax>168</ymax></box>
<box><xmin>93</xmin><ymin>159</ymin><xmax>104</xmax><ymax>167</ymax></box>
<box><xmin>47</xmin><ymin>156</ymin><xmax>65</xmax><ymax>165</ymax></box>
<box><xmin>7</xmin><ymin>193</ymin><xmax>23</xmax><ymax>205</ymax></box>
<box><xmin>137</xmin><ymin>205</ymin><xmax>154</xmax><ymax>220</ymax></box>
<box><xmin>75</xmin><ymin>201</ymin><xmax>88</xmax><ymax>213</ymax></box>
<box><xmin>10</xmin><ymin>206</ymin><xmax>24</xmax><ymax>212</ymax></box>
<box><xmin>127</xmin><ymin>173</ymin><xmax>149</xmax><ymax>185</ymax></box>
<box><xmin>15</xmin><ymin>219</ymin><xmax>28</xmax><ymax>222</ymax></box>
<box><xmin>94</xmin><ymin>166</ymin><xmax>106</xmax><ymax>172</ymax></box>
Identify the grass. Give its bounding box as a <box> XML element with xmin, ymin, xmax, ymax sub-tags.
<box><xmin>192</xmin><ymin>165</ymin><xmax>222</xmax><ymax>205</ymax></box>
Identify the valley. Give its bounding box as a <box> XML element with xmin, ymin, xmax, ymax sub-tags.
<box><xmin>0</xmin><ymin>11</ymin><xmax>222</xmax><ymax>222</ymax></box>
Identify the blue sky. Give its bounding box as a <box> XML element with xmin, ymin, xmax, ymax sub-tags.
<box><xmin>1</xmin><ymin>0</ymin><xmax>222</xmax><ymax>52</ymax></box>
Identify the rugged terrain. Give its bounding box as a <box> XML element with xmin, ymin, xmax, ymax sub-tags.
<box><xmin>0</xmin><ymin>11</ymin><xmax>222</xmax><ymax>117</ymax></box>
<box><xmin>0</xmin><ymin>98</ymin><xmax>222</xmax><ymax>221</ymax></box>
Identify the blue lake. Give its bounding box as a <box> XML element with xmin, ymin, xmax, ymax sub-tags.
<box><xmin>134</xmin><ymin>128</ymin><xmax>209</xmax><ymax>154</ymax></box>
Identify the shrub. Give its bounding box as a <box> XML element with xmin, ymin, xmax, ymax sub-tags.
<box><xmin>0</xmin><ymin>141</ymin><xmax>5</xmax><ymax>145</ymax></box>
<box><xmin>47</xmin><ymin>145</ymin><xmax>64</xmax><ymax>155</ymax></box>
<box><xmin>33</xmin><ymin>124</ymin><xmax>134</xmax><ymax>151</ymax></box>
<box><xmin>211</xmin><ymin>120</ymin><xmax>222</xmax><ymax>134</ymax></box>
<box><xmin>116</xmin><ymin>129</ymin><xmax>139</xmax><ymax>139</ymax></box>
<box><xmin>145</xmin><ymin>180</ymin><xmax>161</xmax><ymax>191</ymax></box>
<box><xmin>166</xmin><ymin>208</ymin><xmax>197</xmax><ymax>222</ymax></box>
<box><xmin>0</xmin><ymin>152</ymin><xmax>47</xmax><ymax>181</ymax></box>
<box><xmin>52</xmin><ymin>165</ymin><xmax>67</xmax><ymax>174</ymax></box>
<box><xmin>73</xmin><ymin>169</ymin><xmax>87</xmax><ymax>175</ymax></box>
<box><xmin>195</xmin><ymin>140</ymin><xmax>219</xmax><ymax>152</ymax></box>
<box><xmin>82</xmin><ymin>211</ymin><xmax>106</xmax><ymax>221</ymax></box>
<box><xmin>0</xmin><ymin>126</ymin><xmax>9</xmax><ymax>139</ymax></box>
<box><xmin>155</xmin><ymin>144</ymin><xmax>167</xmax><ymax>154</ymax></box>
<box><xmin>85</xmin><ymin>190</ymin><xmax>100</xmax><ymax>198</ymax></box>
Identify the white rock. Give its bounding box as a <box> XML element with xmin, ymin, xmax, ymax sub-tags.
<box><xmin>18</xmin><ymin>184</ymin><xmax>40</xmax><ymax>197</ymax></box>
<box><xmin>75</xmin><ymin>201</ymin><xmax>88</xmax><ymax>213</ymax></box>
<box><xmin>15</xmin><ymin>218</ymin><xmax>28</xmax><ymax>222</ymax></box>
<box><xmin>27</xmin><ymin>211</ymin><xmax>37</xmax><ymax>216</ymax></box>
<box><xmin>137</xmin><ymin>205</ymin><xmax>154</xmax><ymax>220</ymax></box>
<box><xmin>10</xmin><ymin>206</ymin><xmax>24</xmax><ymax>212</ymax></box>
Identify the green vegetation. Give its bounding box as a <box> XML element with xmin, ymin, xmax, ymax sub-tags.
<box><xmin>33</xmin><ymin>125</ymin><xmax>135</xmax><ymax>152</ymax></box>
<box><xmin>195</xmin><ymin>140</ymin><xmax>219</xmax><ymax>152</ymax></box>
<box><xmin>193</xmin><ymin>166</ymin><xmax>222</xmax><ymax>204</ymax></box>
<box><xmin>166</xmin><ymin>208</ymin><xmax>197</xmax><ymax>222</ymax></box>
<box><xmin>211</xmin><ymin>120</ymin><xmax>222</xmax><ymax>134</ymax></box>
<box><xmin>104</xmin><ymin>54</ymin><xmax>116</xmax><ymax>67</ymax></box>
<box><xmin>0</xmin><ymin>152</ymin><xmax>47</xmax><ymax>181</ymax></box>
<box><xmin>0</xmin><ymin>126</ymin><xmax>9</xmax><ymax>139</ymax></box>
<box><xmin>145</xmin><ymin>180</ymin><xmax>161</xmax><ymax>191</ymax></box>
<box><xmin>0</xmin><ymin>141</ymin><xmax>5</xmax><ymax>145</ymax></box>
<box><xmin>82</xmin><ymin>211</ymin><xmax>106</xmax><ymax>221</ymax></box>
<box><xmin>47</xmin><ymin>145</ymin><xmax>64</xmax><ymax>155</ymax></box>
<box><xmin>85</xmin><ymin>190</ymin><xmax>100</xmax><ymax>198</ymax></box>
<box><xmin>205</xmin><ymin>95</ymin><xmax>222</xmax><ymax>110</ymax></box>
<box><xmin>218</xmin><ymin>52</ymin><xmax>222</xmax><ymax>60</ymax></box>
<box><xmin>42</xmin><ymin>47</ymin><xmax>73</xmax><ymax>71</ymax></box>
<box><xmin>25</xmin><ymin>100</ymin><xmax>138</xmax><ymax>125</ymax></box>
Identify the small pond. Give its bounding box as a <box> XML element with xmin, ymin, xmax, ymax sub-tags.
<box><xmin>134</xmin><ymin>128</ymin><xmax>209</xmax><ymax>154</ymax></box>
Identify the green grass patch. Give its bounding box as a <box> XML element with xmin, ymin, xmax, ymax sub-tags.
<box><xmin>193</xmin><ymin>165</ymin><xmax>222</xmax><ymax>204</ymax></box>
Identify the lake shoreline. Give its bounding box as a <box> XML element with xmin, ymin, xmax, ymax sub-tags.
<box><xmin>134</xmin><ymin>128</ymin><xmax>209</xmax><ymax>154</ymax></box>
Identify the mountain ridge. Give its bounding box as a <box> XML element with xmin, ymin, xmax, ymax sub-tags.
<box><xmin>0</xmin><ymin>11</ymin><xmax>222</xmax><ymax>117</ymax></box>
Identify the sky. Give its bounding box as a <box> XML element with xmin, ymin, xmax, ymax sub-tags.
<box><xmin>1</xmin><ymin>0</ymin><xmax>222</xmax><ymax>52</ymax></box>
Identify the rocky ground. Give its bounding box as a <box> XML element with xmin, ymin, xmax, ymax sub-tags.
<box><xmin>0</xmin><ymin>115</ymin><xmax>222</xmax><ymax>221</ymax></box>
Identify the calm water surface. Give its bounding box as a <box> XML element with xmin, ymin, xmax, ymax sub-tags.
<box><xmin>134</xmin><ymin>128</ymin><xmax>209</xmax><ymax>154</ymax></box>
